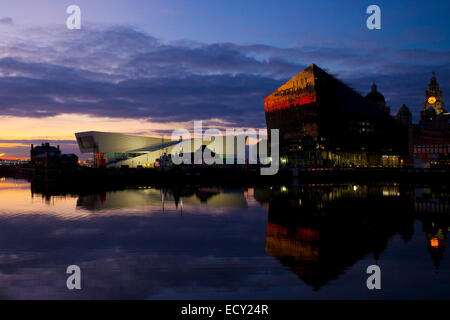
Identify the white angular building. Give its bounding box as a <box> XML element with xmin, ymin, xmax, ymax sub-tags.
<box><xmin>75</xmin><ymin>131</ymin><xmax>260</xmax><ymax>168</ymax></box>
<box><xmin>76</xmin><ymin>131</ymin><xmax>182</xmax><ymax>168</ymax></box>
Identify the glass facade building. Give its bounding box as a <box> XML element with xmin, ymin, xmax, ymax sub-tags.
<box><xmin>264</xmin><ymin>64</ymin><xmax>409</xmax><ymax>167</ymax></box>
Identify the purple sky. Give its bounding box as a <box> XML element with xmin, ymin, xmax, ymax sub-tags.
<box><xmin>0</xmin><ymin>0</ymin><xmax>449</xmax><ymax>158</ymax></box>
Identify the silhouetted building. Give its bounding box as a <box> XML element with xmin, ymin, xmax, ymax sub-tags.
<box><xmin>31</xmin><ymin>143</ymin><xmax>60</xmax><ymax>167</ymax></box>
<box><xmin>30</xmin><ymin>143</ymin><xmax>78</xmax><ymax>168</ymax></box>
<box><xmin>264</xmin><ymin>64</ymin><xmax>408</xmax><ymax>167</ymax></box>
<box><xmin>396</xmin><ymin>104</ymin><xmax>414</xmax><ymax>163</ymax></box>
<box><xmin>366</xmin><ymin>82</ymin><xmax>390</xmax><ymax>114</ymax></box>
<box><xmin>396</xmin><ymin>104</ymin><xmax>412</xmax><ymax>127</ymax></box>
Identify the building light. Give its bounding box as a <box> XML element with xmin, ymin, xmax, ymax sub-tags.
<box><xmin>430</xmin><ymin>238</ymin><xmax>439</xmax><ymax>248</ymax></box>
<box><xmin>383</xmin><ymin>189</ymin><xmax>400</xmax><ymax>197</ymax></box>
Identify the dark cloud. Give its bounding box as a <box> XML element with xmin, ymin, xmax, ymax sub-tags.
<box><xmin>0</xmin><ymin>17</ymin><xmax>13</xmax><ymax>25</ymax></box>
<box><xmin>0</xmin><ymin>24</ymin><xmax>449</xmax><ymax>127</ymax></box>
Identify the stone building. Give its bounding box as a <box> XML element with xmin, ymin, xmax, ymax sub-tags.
<box><xmin>395</xmin><ymin>73</ymin><xmax>449</xmax><ymax>168</ymax></box>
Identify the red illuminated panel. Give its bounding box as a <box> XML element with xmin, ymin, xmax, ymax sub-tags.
<box><xmin>264</xmin><ymin>94</ymin><xmax>316</xmax><ymax>113</ymax></box>
<box><xmin>267</xmin><ymin>222</ymin><xmax>320</xmax><ymax>242</ymax></box>
<box><xmin>296</xmin><ymin>227</ymin><xmax>319</xmax><ymax>242</ymax></box>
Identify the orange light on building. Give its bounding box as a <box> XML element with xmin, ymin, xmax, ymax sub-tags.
<box><xmin>430</xmin><ymin>237</ymin><xmax>439</xmax><ymax>248</ymax></box>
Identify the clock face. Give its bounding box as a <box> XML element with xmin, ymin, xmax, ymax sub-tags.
<box><xmin>428</xmin><ymin>96</ymin><xmax>437</xmax><ymax>104</ymax></box>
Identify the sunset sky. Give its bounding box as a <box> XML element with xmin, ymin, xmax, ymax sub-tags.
<box><xmin>0</xmin><ymin>0</ymin><xmax>449</xmax><ymax>159</ymax></box>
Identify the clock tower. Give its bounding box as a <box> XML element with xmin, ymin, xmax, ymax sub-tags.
<box><xmin>422</xmin><ymin>72</ymin><xmax>445</xmax><ymax>116</ymax></box>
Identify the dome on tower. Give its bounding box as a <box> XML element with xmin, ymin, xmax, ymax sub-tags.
<box><xmin>396</xmin><ymin>104</ymin><xmax>412</xmax><ymax>126</ymax></box>
<box><xmin>365</xmin><ymin>82</ymin><xmax>386</xmax><ymax>107</ymax></box>
<box><xmin>397</xmin><ymin>104</ymin><xmax>411</xmax><ymax>116</ymax></box>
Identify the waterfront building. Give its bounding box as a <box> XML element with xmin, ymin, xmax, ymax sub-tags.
<box><xmin>264</xmin><ymin>64</ymin><xmax>408</xmax><ymax>167</ymax></box>
<box><xmin>30</xmin><ymin>143</ymin><xmax>78</xmax><ymax>168</ymax></box>
<box><xmin>31</xmin><ymin>143</ymin><xmax>61</xmax><ymax>166</ymax></box>
<box><xmin>422</xmin><ymin>72</ymin><xmax>445</xmax><ymax>116</ymax></box>
<box><xmin>398</xmin><ymin>73</ymin><xmax>449</xmax><ymax>168</ymax></box>
<box><xmin>0</xmin><ymin>159</ymin><xmax>29</xmax><ymax>166</ymax></box>
<box><xmin>75</xmin><ymin>131</ymin><xmax>250</xmax><ymax>168</ymax></box>
<box><xmin>76</xmin><ymin>131</ymin><xmax>180</xmax><ymax>168</ymax></box>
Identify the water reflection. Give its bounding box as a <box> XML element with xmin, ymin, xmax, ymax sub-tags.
<box><xmin>76</xmin><ymin>187</ymin><xmax>248</xmax><ymax>212</ymax></box>
<box><xmin>255</xmin><ymin>184</ymin><xmax>448</xmax><ymax>291</ymax></box>
<box><xmin>0</xmin><ymin>176</ymin><xmax>449</xmax><ymax>299</ymax></box>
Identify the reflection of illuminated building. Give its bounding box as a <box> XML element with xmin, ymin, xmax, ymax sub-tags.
<box><xmin>264</xmin><ymin>217</ymin><xmax>398</xmax><ymax>290</ymax></box>
<box><xmin>421</xmin><ymin>216</ymin><xmax>448</xmax><ymax>269</ymax></box>
<box><xmin>265</xmin><ymin>222</ymin><xmax>322</xmax><ymax>288</ymax></box>
<box><xmin>414</xmin><ymin>188</ymin><xmax>450</xmax><ymax>214</ymax></box>
<box><xmin>256</xmin><ymin>184</ymin><xmax>415</xmax><ymax>290</ymax></box>
<box><xmin>256</xmin><ymin>184</ymin><xmax>450</xmax><ymax>289</ymax></box>
<box><xmin>264</xmin><ymin>64</ymin><xmax>408</xmax><ymax>167</ymax></box>
<box><xmin>414</xmin><ymin>188</ymin><xmax>449</xmax><ymax>268</ymax></box>
<box><xmin>76</xmin><ymin>187</ymin><xmax>248</xmax><ymax>211</ymax></box>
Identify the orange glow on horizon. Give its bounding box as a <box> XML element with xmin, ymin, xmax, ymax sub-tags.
<box><xmin>0</xmin><ymin>114</ymin><xmax>241</xmax><ymax>141</ymax></box>
<box><xmin>0</xmin><ymin>114</ymin><xmax>189</xmax><ymax>141</ymax></box>
<box><xmin>0</xmin><ymin>143</ymin><xmax>29</xmax><ymax>148</ymax></box>
<box><xmin>0</xmin><ymin>157</ymin><xmax>29</xmax><ymax>160</ymax></box>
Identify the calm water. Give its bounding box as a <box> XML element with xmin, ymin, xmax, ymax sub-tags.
<box><xmin>0</xmin><ymin>177</ymin><xmax>449</xmax><ymax>299</ymax></box>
